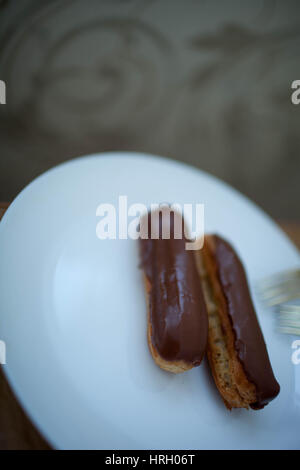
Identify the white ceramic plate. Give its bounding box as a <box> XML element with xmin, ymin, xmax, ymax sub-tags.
<box><xmin>1</xmin><ymin>152</ymin><xmax>299</xmax><ymax>450</ymax></box>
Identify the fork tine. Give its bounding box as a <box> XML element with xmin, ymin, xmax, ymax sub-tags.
<box><xmin>277</xmin><ymin>326</ymin><xmax>300</xmax><ymax>335</ymax></box>
<box><xmin>260</xmin><ymin>290</ymin><xmax>300</xmax><ymax>307</ymax></box>
<box><xmin>277</xmin><ymin>303</ymin><xmax>300</xmax><ymax>335</ymax></box>
<box><xmin>257</xmin><ymin>274</ymin><xmax>300</xmax><ymax>306</ymax></box>
<box><xmin>258</xmin><ymin>269</ymin><xmax>300</xmax><ymax>289</ymax></box>
<box><xmin>278</xmin><ymin>304</ymin><xmax>300</xmax><ymax>314</ymax></box>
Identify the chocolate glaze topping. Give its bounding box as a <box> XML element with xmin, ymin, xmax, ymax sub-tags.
<box><xmin>139</xmin><ymin>208</ymin><xmax>208</xmax><ymax>365</ymax></box>
<box><xmin>213</xmin><ymin>235</ymin><xmax>280</xmax><ymax>408</ymax></box>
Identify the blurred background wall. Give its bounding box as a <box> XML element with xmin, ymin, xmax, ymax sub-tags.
<box><xmin>0</xmin><ymin>0</ymin><xmax>299</xmax><ymax>219</ymax></box>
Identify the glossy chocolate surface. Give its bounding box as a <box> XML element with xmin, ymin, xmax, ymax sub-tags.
<box><xmin>213</xmin><ymin>235</ymin><xmax>280</xmax><ymax>408</ymax></box>
<box><xmin>139</xmin><ymin>208</ymin><xmax>208</xmax><ymax>365</ymax></box>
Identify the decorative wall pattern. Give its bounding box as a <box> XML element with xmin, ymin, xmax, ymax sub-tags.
<box><xmin>0</xmin><ymin>0</ymin><xmax>299</xmax><ymax>218</ymax></box>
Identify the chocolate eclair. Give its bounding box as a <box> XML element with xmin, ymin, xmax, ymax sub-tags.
<box><xmin>195</xmin><ymin>235</ymin><xmax>280</xmax><ymax>409</ymax></box>
<box><xmin>139</xmin><ymin>207</ymin><xmax>208</xmax><ymax>373</ymax></box>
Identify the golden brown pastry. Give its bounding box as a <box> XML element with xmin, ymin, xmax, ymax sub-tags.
<box><xmin>139</xmin><ymin>207</ymin><xmax>208</xmax><ymax>373</ymax></box>
<box><xmin>195</xmin><ymin>234</ymin><xmax>280</xmax><ymax>409</ymax></box>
